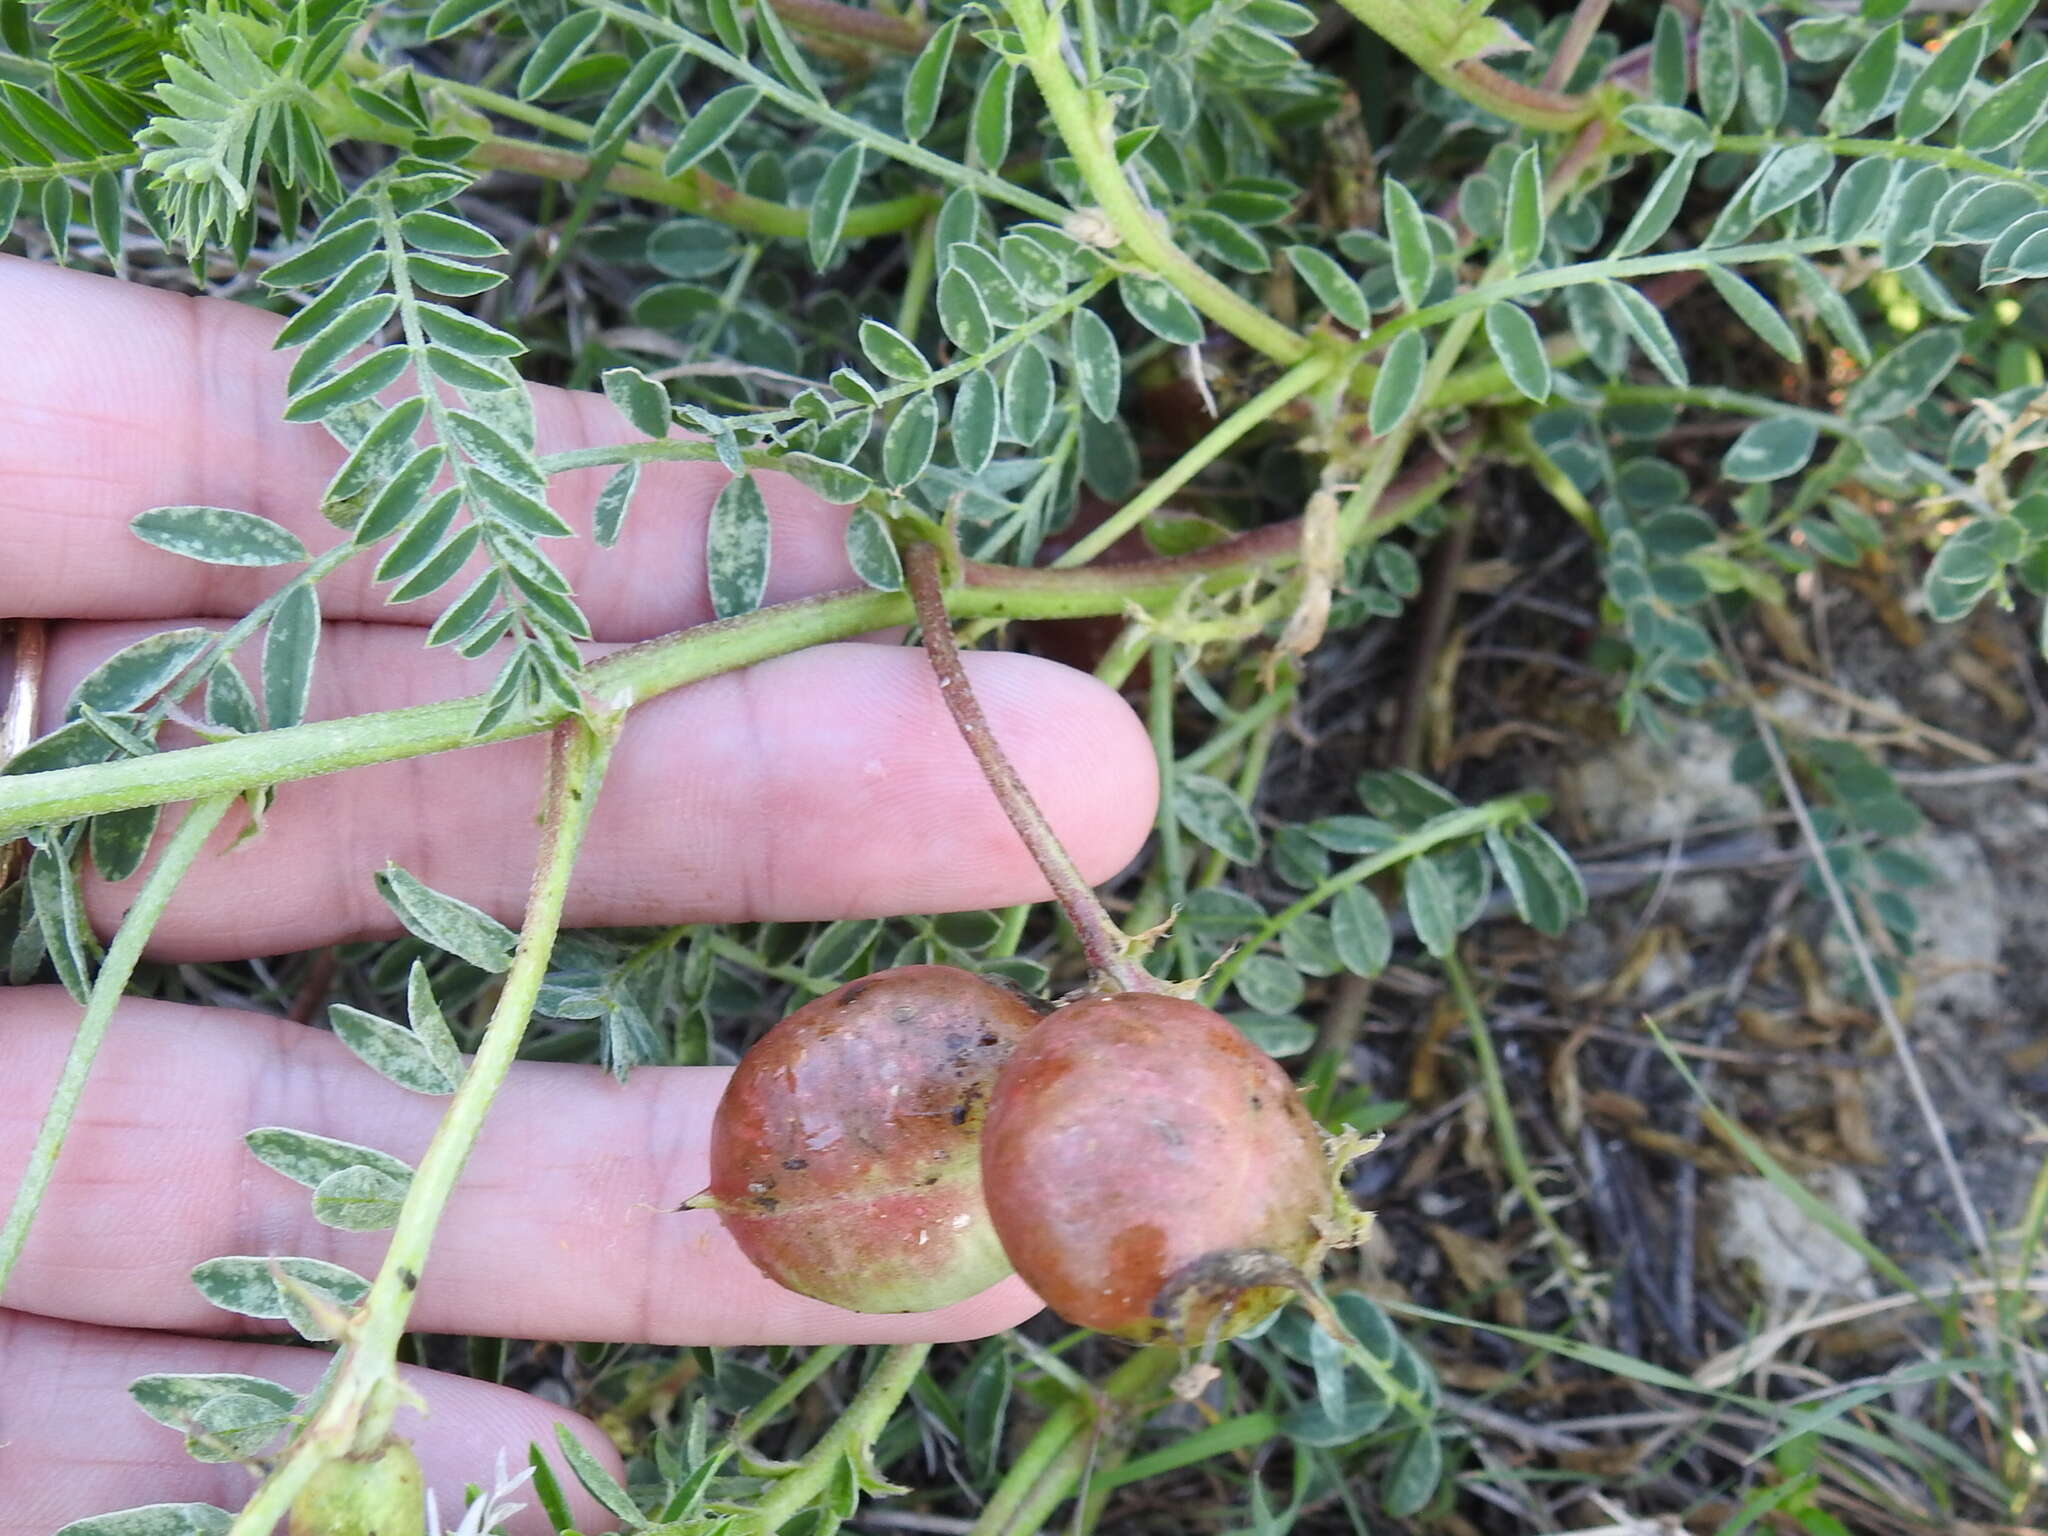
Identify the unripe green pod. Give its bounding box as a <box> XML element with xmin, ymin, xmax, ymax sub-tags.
<box><xmin>288</xmin><ymin>1435</ymin><xmax>426</xmax><ymax>1536</ymax></box>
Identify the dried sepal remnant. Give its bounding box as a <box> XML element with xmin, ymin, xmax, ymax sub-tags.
<box><xmin>698</xmin><ymin>965</ymin><xmax>1044</xmax><ymax>1313</ymax></box>
<box><xmin>982</xmin><ymin>992</ymin><xmax>1367</xmax><ymax>1342</ymax></box>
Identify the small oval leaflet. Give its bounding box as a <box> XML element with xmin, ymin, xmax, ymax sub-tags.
<box><xmin>1119</xmin><ymin>273</ymin><xmax>1204</xmax><ymax>345</ymax></box>
<box><xmin>859</xmin><ymin>317</ymin><xmax>932</xmax><ymax>382</ymax></box>
<box><xmin>189</xmin><ymin>1254</ymin><xmax>370</xmax><ymax>1326</ymax></box>
<box><xmin>938</xmin><ymin>266</ymin><xmax>995</xmax><ymax>354</ymax></box>
<box><xmin>1070</xmin><ymin>307</ymin><xmax>1121</xmax><ymax>421</ymax></box>
<box><xmin>705</xmin><ymin>472</ymin><xmax>773</xmax><ymax>618</ymax></box>
<box><xmin>1402</xmin><ymin>855</ymin><xmax>1458</xmax><ymax>958</ymax></box>
<box><xmin>844</xmin><ymin>507</ymin><xmax>903</xmax><ymax>591</ymax></box>
<box><xmin>68</xmin><ymin>626</ymin><xmax>214</xmax><ymax>718</ymax></box>
<box><xmin>1368</xmin><ymin>329</ymin><xmax>1426</xmax><ymax>436</ymax></box>
<box><xmin>312</xmin><ymin>1164</ymin><xmax>410</xmax><ymax>1231</ymax></box>
<box><xmin>245</xmin><ymin>1125</ymin><xmax>415</xmax><ymax>1190</ymax></box>
<box><xmin>330</xmin><ymin>1002</ymin><xmax>461</xmax><ymax>1095</ymax></box>
<box><xmin>374</xmin><ymin>862</ymin><xmax>516</xmax><ymax>971</ymax></box>
<box><xmin>53</xmin><ymin>1505</ymin><xmax>234</xmax><ymax>1536</ymax></box>
<box><xmin>1285</xmin><ymin>245</ymin><xmax>1369</xmax><ymax>333</ymax></box>
<box><xmin>262</xmin><ymin>582</ymin><xmax>319</xmax><ymax>731</ymax></box>
<box><xmin>1843</xmin><ymin>327</ymin><xmax>1959</xmax><ymax>423</ymax></box>
<box><xmin>953</xmin><ymin>368</ymin><xmax>1000</xmax><ymax>475</ymax></box>
<box><xmin>1483</xmin><ymin>302</ymin><xmax>1552</xmax><ymax>403</ymax></box>
<box><xmin>883</xmin><ymin>391</ymin><xmax>941</xmax><ymax>486</ymax></box>
<box><xmin>665</xmin><ymin>85</ymin><xmax>762</xmax><ymax>175</ymax></box>
<box><xmin>1330</xmin><ymin>885</ymin><xmax>1393</xmax><ymax>977</ymax></box>
<box><xmin>1382</xmin><ymin>178</ymin><xmax>1432</xmax><ymax>311</ymax></box>
<box><xmin>1004</xmin><ymin>344</ymin><xmax>1055</xmax><ymax>444</ymax></box>
<box><xmin>1173</xmin><ymin>773</ymin><xmax>1261</xmax><ymax>864</ymax></box>
<box><xmin>1722</xmin><ymin>416</ymin><xmax>1819</xmax><ymax>482</ymax></box>
<box><xmin>1500</xmin><ymin>146</ymin><xmax>1545</xmax><ymax>270</ymax></box>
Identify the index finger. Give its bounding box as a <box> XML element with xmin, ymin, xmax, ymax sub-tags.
<box><xmin>1</xmin><ymin>988</ymin><xmax>1043</xmax><ymax>1345</ymax></box>
<box><xmin>0</xmin><ymin>257</ymin><xmax>855</xmax><ymax>638</ymax></box>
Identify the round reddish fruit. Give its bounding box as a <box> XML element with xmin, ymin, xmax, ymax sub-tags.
<box><xmin>982</xmin><ymin>992</ymin><xmax>1337</xmax><ymax>1342</ymax></box>
<box><xmin>702</xmin><ymin>965</ymin><xmax>1043</xmax><ymax>1313</ymax></box>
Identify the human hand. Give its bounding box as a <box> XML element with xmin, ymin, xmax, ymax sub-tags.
<box><xmin>0</xmin><ymin>255</ymin><xmax>1158</xmax><ymax>1532</ymax></box>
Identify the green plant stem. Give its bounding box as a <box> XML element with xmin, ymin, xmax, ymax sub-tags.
<box><xmin>1598</xmin><ymin>382</ymin><xmax>1982</xmax><ymax>509</ymax></box>
<box><xmin>767</xmin><ymin>0</ymin><xmax>929</xmax><ymax>53</ymax></box>
<box><xmin>1357</xmin><ymin>235</ymin><xmax>1856</xmax><ymax>355</ymax></box>
<box><xmin>906</xmin><ymin>542</ymin><xmax>1157</xmax><ymax>994</ymax></box>
<box><xmin>1503</xmin><ymin>415</ymin><xmax>1602</xmax><ymax>543</ymax></box>
<box><xmin>1329</xmin><ymin>0</ymin><xmax>1603</xmax><ymax>132</ymax></box>
<box><xmin>999</xmin><ymin>0</ymin><xmax>1313</xmax><ymax>364</ymax></box>
<box><xmin>227</xmin><ymin>711</ymin><xmax>620</xmax><ymax>1533</ymax></box>
<box><xmin>330</xmin><ymin>65</ymin><xmax>933</xmax><ymax>242</ymax></box>
<box><xmin>1178</xmin><ymin>676</ymin><xmax>1295</xmax><ymax>777</ymax></box>
<box><xmin>0</xmin><ymin>793</ymin><xmax>235</xmax><ymax>1299</ymax></box>
<box><xmin>706</xmin><ymin>931</ymin><xmax>824</xmax><ymax>992</ymax></box>
<box><xmin>542</xmin><ymin>272</ymin><xmax>1114</xmax><ymax>459</ymax></box>
<box><xmin>584</xmin><ymin>0</ymin><xmax>1073</xmax><ymax>224</ymax></box>
<box><xmin>0</xmin><ymin>523</ymin><xmax>1317</xmax><ymax>839</ymax></box>
<box><xmin>1201</xmin><ymin>793</ymin><xmax>1543</xmax><ymax>1004</ymax></box>
<box><xmin>1054</xmin><ymin>351</ymin><xmax>1341</xmax><ymax>567</ymax></box>
<box><xmin>897</xmin><ymin>213</ymin><xmax>940</xmax><ymax>337</ymax></box>
<box><xmin>1442</xmin><ymin>950</ymin><xmax>1594</xmax><ymax>1302</ymax></box>
<box><xmin>1145</xmin><ymin>638</ymin><xmax>1194</xmax><ymax>979</ymax></box>
<box><xmin>1197</xmin><ymin>695</ymin><xmax>1278</xmax><ymax>892</ymax></box>
<box><xmin>735</xmin><ymin>1342</ymin><xmax>932</xmax><ymax>1534</ymax></box>
<box><xmin>734</xmin><ymin>1344</ymin><xmax>851</xmax><ymax>1443</ymax></box>
<box><xmin>1338</xmin><ymin>306</ymin><xmax>1485</xmax><ymax>545</ymax></box>
<box><xmin>1715</xmin><ymin>133</ymin><xmax>2048</xmax><ymax>199</ymax></box>
<box><xmin>970</xmin><ymin>1347</ymin><xmax>1180</xmax><ymax>1536</ymax></box>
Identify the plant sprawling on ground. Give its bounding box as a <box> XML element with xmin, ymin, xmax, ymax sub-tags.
<box><xmin>3</xmin><ymin>0</ymin><xmax>2048</xmax><ymax>1531</ymax></box>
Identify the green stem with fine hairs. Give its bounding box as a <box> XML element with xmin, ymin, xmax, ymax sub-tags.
<box><xmin>1054</xmin><ymin>350</ymin><xmax>1343</xmax><ymax>568</ymax></box>
<box><xmin>0</xmin><ymin>513</ymin><xmax>1320</xmax><ymax>841</ymax></box>
<box><xmin>999</xmin><ymin>0</ymin><xmax>1312</xmax><ymax>365</ymax></box>
<box><xmin>0</xmin><ymin>794</ymin><xmax>236</xmax><ymax>1300</ymax></box>
<box><xmin>225</xmin><ymin>712</ymin><xmax>620</xmax><ymax>1533</ymax></box>
<box><xmin>1200</xmin><ymin>793</ymin><xmax>1545</xmax><ymax>1005</ymax></box>
<box><xmin>968</xmin><ymin>1346</ymin><xmax>1181</xmax><ymax>1536</ymax></box>
<box><xmin>583</xmin><ymin>0</ymin><xmax>1073</xmax><ymax>225</ymax></box>
<box><xmin>733</xmin><ymin>1343</ymin><xmax>932</xmax><ymax>1534</ymax></box>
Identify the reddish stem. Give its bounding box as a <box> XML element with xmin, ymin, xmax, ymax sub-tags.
<box><xmin>0</xmin><ymin>618</ymin><xmax>47</xmax><ymax>891</ymax></box>
<box><xmin>904</xmin><ymin>543</ymin><xmax>1161</xmax><ymax>996</ymax></box>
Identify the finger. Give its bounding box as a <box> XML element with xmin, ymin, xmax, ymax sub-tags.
<box><xmin>38</xmin><ymin>622</ymin><xmax>1156</xmax><ymax>960</ymax></box>
<box><xmin>1</xmin><ymin>989</ymin><xmax>1045</xmax><ymax>1344</ymax></box>
<box><xmin>0</xmin><ymin>1310</ymin><xmax>620</xmax><ymax>1536</ymax></box>
<box><xmin>0</xmin><ymin>256</ymin><xmax>854</xmax><ymax>638</ymax></box>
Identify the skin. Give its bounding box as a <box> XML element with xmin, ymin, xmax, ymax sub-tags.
<box><xmin>0</xmin><ymin>256</ymin><xmax>1159</xmax><ymax>1533</ymax></box>
<box><xmin>981</xmin><ymin>994</ymin><xmax>1333</xmax><ymax>1341</ymax></box>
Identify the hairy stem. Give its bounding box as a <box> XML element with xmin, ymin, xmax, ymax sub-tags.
<box><xmin>1201</xmin><ymin>794</ymin><xmax>1544</xmax><ymax>1004</ymax></box>
<box><xmin>0</xmin><ymin>794</ymin><xmax>236</xmax><ymax>1300</ymax></box>
<box><xmin>1443</xmin><ymin>951</ymin><xmax>1595</xmax><ymax>1304</ymax></box>
<box><xmin>226</xmin><ymin>711</ymin><xmax>620</xmax><ymax>1532</ymax></box>
<box><xmin>1714</xmin><ymin>132</ymin><xmax>2048</xmax><ymax>199</ymax></box>
<box><xmin>1002</xmin><ymin>0</ymin><xmax>1312</xmax><ymax>364</ymax></box>
<box><xmin>767</xmin><ymin>0</ymin><xmax>929</xmax><ymax>53</ymax></box>
<box><xmin>906</xmin><ymin>543</ymin><xmax>1158</xmax><ymax>994</ymax></box>
<box><xmin>585</xmin><ymin>0</ymin><xmax>1073</xmax><ymax>224</ymax></box>
<box><xmin>1332</xmin><ymin>0</ymin><xmax>1602</xmax><ymax>132</ymax></box>
<box><xmin>1054</xmin><ymin>351</ymin><xmax>1341</xmax><ymax>568</ymax></box>
<box><xmin>735</xmin><ymin>1342</ymin><xmax>932</xmax><ymax>1534</ymax></box>
<box><xmin>0</xmin><ymin>522</ymin><xmax>1318</xmax><ymax>840</ymax></box>
<box><xmin>969</xmin><ymin>1346</ymin><xmax>1180</xmax><ymax>1536</ymax></box>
